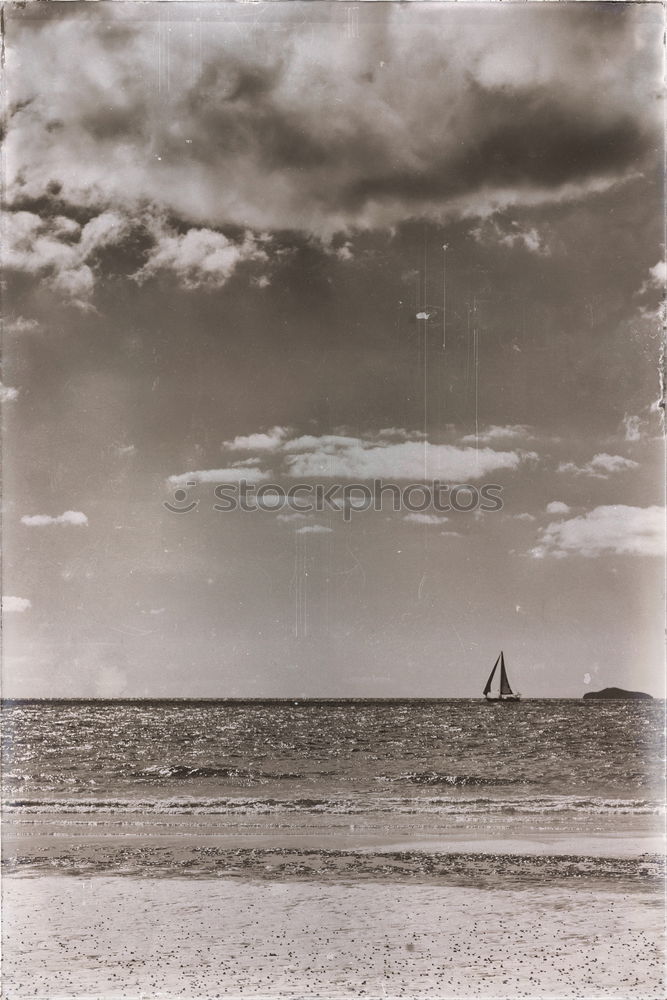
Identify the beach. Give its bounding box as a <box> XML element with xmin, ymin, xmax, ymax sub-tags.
<box><xmin>2</xmin><ymin>699</ymin><xmax>665</xmax><ymax>997</ymax></box>
<box><xmin>3</xmin><ymin>811</ymin><xmax>664</xmax><ymax>998</ymax></box>
<box><xmin>3</xmin><ymin>873</ymin><xmax>664</xmax><ymax>999</ymax></box>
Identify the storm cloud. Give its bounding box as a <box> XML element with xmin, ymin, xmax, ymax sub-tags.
<box><xmin>5</xmin><ymin>3</ymin><xmax>662</xmax><ymax>236</ymax></box>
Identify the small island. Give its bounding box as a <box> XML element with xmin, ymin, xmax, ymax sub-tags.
<box><xmin>583</xmin><ymin>687</ymin><xmax>653</xmax><ymax>701</ymax></box>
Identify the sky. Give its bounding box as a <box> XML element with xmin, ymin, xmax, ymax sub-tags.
<box><xmin>2</xmin><ymin>1</ymin><xmax>665</xmax><ymax>698</ymax></box>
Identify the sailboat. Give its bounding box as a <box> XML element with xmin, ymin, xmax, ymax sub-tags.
<box><xmin>483</xmin><ymin>651</ymin><xmax>521</xmax><ymax>702</ymax></box>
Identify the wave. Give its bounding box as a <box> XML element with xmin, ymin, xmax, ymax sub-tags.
<box><xmin>4</xmin><ymin>768</ymin><xmax>528</xmax><ymax>789</ymax></box>
<box><xmin>3</xmin><ymin>794</ymin><xmax>663</xmax><ymax>817</ymax></box>
<box><xmin>130</xmin><ymin>767</ymin><xmax>524</xmax><ymax>786</ymax></box>
<box><xmin>129</xmin><ymin>765</ymin><xmax>307</xmax><ymax>781</ymax></box>
<box><xmin>376</xmin><ymin>772</ymin><xmax>523</xmax><ymax>786</ymax></box>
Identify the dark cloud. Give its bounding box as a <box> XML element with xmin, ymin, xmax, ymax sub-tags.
<box><xmin>346</xmin><ymin>67</ymin><xmax>653</xmax><ymax>208</ymax></box>
<box><xmin>5</xmin><ymin>3</ymin><xmax>662</xmax><ymax>235</ymax></box>
<box><xmin>457</xmin><ymin>90</ymin><xmax>646</xmax><ymax>187</ymax></box>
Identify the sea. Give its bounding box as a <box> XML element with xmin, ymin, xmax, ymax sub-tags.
<box><xmin>2</xmin><ymin>698</ymin><xmax>665</xmax><ymax>886</ymax></box>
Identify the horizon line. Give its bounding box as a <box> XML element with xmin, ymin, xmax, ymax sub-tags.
<box><xmin>2</xmin><ymin>694</ymin><xmax>659</xmax><ymax>704</ymax></box>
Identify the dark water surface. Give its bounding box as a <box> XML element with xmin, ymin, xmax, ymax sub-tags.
<box><xmin>3</xmin><ymin>699</ymin><xmax>664</xmax><ymax>820</ymax></box>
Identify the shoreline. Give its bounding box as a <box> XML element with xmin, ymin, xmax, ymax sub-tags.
<box><xmin>4</xmin><ymin>827</ymin><xmax>663</xmax><ymax>891</ymax></box>
<box><xmin>4</xmin><ymin>810</ymin><xmax>663</xmax><ymax>852</ymax></box>
<box><xmin>4</xmin><ymin>811</ymin><xmax>663</xmax><ymax>886</ymax></box>
<box><xmin>4</xmin><ymin>827</ymin><xmax>664</xmax><ymax>855</ymax></box>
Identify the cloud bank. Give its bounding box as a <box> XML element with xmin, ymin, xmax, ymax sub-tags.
<box><xmin>168</xmin><ymin>467</ymin><xmax>270</xmax><ymax>486</ymax></box>
<box><xmin>530</xmin><ymin>505</ymin><xmax>665</xmax><ymax>559</ymax></box>
<box><xmin>136</xmin><ymin>224</ymin><xmax>267</xmax><ymax>290</ymax></box>
<box><xmin>558</xmin><ymin>453</ymin><xmax>639</xmax><ymax>478</ymax></box>
<box><xmin>459</xmin><ymin>425</ymin><xmax>532</xmax><ymax>445</ymax></box>
<box><xmin>170</xmin><ymin>428</ymin><xmax>535</xmax><ymax>484</ymax></box>
<box><xmin>2</xmin><ymin>208</ymin><xmax>271</xmax><ymax>303</ymax></box>
<box><xmin>3</xmin><ymin>209</ymin><xmax>129</xmax><ymax>305</ymax></box>
<box><xmin>5</xmin><ymin>4</ymin><xmax>661</xmax><ymax>238</ymax></box>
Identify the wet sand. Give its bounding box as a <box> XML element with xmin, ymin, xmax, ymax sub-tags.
<box><xmin>3</xmin><ymin>876</ymin><xmax>664</xmax><ymax>998</ymax></box>
<box><xmin>2</xmin><ymin>813</ymin><xmax>664</xmax><ymax>996</ymax></box>
<box><xmin>3</xmin><ymin>806</ymin><xmax>664</xmax><ymax>858</ymax></box>
<box><xmin>3</xmin><ymin>811</ymin><xmax>664</xmax><ymax>888</ymax></box>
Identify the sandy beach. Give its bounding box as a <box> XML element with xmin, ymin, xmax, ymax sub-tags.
<box><xmin>3</xmin><ymin>875</ymin><xmax>664</xmax><ymax>999</ymax></box>
<box><xmin>3</xmin><ymin>800</ymin><xmax>664</xmax><ymax>998</ymax></box>
<box><xmin>2</xmin><ymin>818</ymin><xmax>665</xmax><ymax>999</ymax></box>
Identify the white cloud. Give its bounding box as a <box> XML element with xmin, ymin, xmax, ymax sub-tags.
<box><xmin>2</xmin><ymin>595</ymin><xmax>32</xmax><ymax>613</ymax></box>
<box><xmin>639</xmin><ymin>259</ymin><xmax>666</xmax><ymax>294</ymax></box>
<box><xmin>282</xmin><ymin>434</ymin><xmax>367</xmax><ymax>454</ymax></box>
<box><xmin>505</xmin><ymin>226</ymin><xmax>545</xmax><ymax>254</ymax></box>
<box><xmin>285</xmin><ymin>439</ymin><xmax>533</xmax><ymax>481</ymax></box>
<box><xmin>403</xmin><ymin>513</ymin><xmax>448</xmax><ymax>526</ymax></box>
<box><xmin>0</xmin><ymin>384</ymin><xmax>19</xmax><ymax>402</ymax></box>
<box><xmin>459</xmin><ymin>425</ymin><xmax>531</xmax><ymax>445</ymax></box>
<box><xmin>21</xmin><ymin>510</ymin><xmax>88</xmax><ymax>526</ymax></box>
<box><xmin>558</xmin><ymin>453</ymin><xmax>639</xmax><ymax>478</ymax></box>
<box><xmin>546</xmin><ymin>501</ymin><xmax>571</xmax><ymax>515</ymax></box>
<box><xmin>530</xmin><ymin>505</ymin><xmax>665</xmax><ymax>559</ymax></box>
<box><xmin>622</xmin><ymin>414</ymin><xmax>642</xmax><ymax>442</ymax></box>
<box><xmin>168</xmin><ymin>467</ymin><xmax>270</xmax><ymax>486</ymax></box>
<box><xmin>589</xmin><ymin>454</ymin><xmax>640</xmax><ymax>475</ymax></box>
<box><xmin>4</xmin><ymin>316</ymin><xmax>41</xmax><ymax>335</ymax></box>
<box><xmin>472</xmin><ymin>219</ymin><xmax>549</xmax><ymax>255</ymax></box>
<box><xmin>4</xmin><ymin>207</ymin><xmax>269</xmax><ymax>301</ymax></box>
<box><xmin>136</xmin><ymin>224</ymin><xmax>267</xmax><ymax>290</ymax></box>
<box><xmin>377</xmin><ymin>428</ymin><xmax>425</xmax><ymax>441</ymax></box>
<box><xmin>295</xmin><ymin>524</ymin><xmax>333</xmax><ymax>535</ymax></box>
<box><xmin>276</xmin><ymin>512</ymin><xmax>312</xmax><ymax>523</ymax></box>
<box><xmin>206</xmin><ymin>427</ymin><xmax>534</xmax><ymax>483</ymax></box>
<box><xmin>637</xmin><ymin>260</ymin><xmax>665</xmax><ymax>322</ymax></box>
<box><xmin>224</xmin><ymin>427</ymin><xmax>290</xmax><ymax>452</ymax></box>
<box><xmin>648</xmin><ymin>260</ymin><xmax>666</xmax><ymax>285</ymax></box>
<box><xmin>335</xmin><ymin>242</ymin><xmax>354</xmax><ymax>262</ymax></box>
<box><xmin>513</xmin><ymin>512</ymin><xmax>536</xmax><ymax>521</ymax></box>
<box><xmin>3</xmin><ymin>209</ymin><xmax>129</xmax><ymax>306</ymax></box>
<box><xmin>50</xmin><ymin>263</ymin><xmax>95</xmax><ymax>300</ymax></box>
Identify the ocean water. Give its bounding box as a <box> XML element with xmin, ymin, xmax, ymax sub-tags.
<box><xmin>3</xmin><ymin>699</ymin><xmax>664</xmax><ymax>825</ymax></box>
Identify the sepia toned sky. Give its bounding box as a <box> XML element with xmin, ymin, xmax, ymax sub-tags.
<box><xmin>2</xmin><ymin>2</ymin><xmax>664</xmax><ymax>698</ymax></box>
